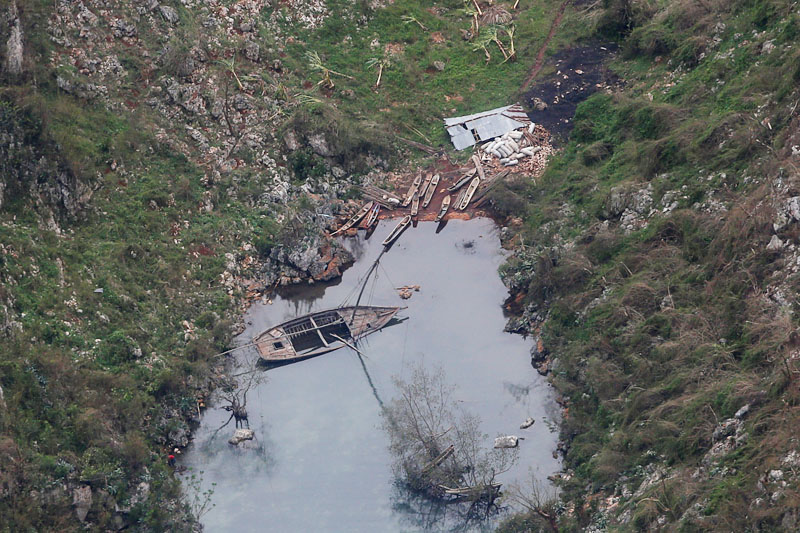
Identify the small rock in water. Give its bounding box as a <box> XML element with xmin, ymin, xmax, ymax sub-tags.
<box><xmin>229</xmin><ymin>428</ymin><xmax>255</xmax><ymax>445</ymax></box>
<box><xmin>520</xmin><ymin>417</ymin><xmax>535</xmax><ymax>429</ymax></box>
<box><xmin>494</xmin><ymin>435</ymin><xmax>521</xmax><ymax>449</ymax></box>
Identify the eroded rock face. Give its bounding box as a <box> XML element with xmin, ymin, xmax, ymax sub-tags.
<box><xmin>73</xmin><ymin>485</ymin><xmax>92</xmax><ymax>522</ymax></box>
<box><xmin>159</xmin><ymin>5</ymin><xmax>179</xmax><ymax>25</ymax></box>
<box><xmin>4</xmin><ymin>2</ymin><xmax>23</xmax><ymax>77</ymax></box>
<box><xmin>0</xmin><ymin>105</ymin><xmax>94</xmax><ymax>218</ymax></box>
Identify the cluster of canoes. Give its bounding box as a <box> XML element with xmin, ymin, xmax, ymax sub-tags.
<box><xmin>331</xmin><ymin>166</ymin><xmax>483</xmax><ymax>247</ymax></box>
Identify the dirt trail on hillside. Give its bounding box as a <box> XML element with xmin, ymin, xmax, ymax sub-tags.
<box><xmin>521</xmin><ymin>0</ymin><xmax>573</xmax><ymax>92</ymax></box>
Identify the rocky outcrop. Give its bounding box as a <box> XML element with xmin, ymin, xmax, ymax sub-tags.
<box><xmin>0</xmin><ymin>104</ymin><xmax>94</xmax><ymax>219</ymax></box>
<box><xmin>3</xmin><ymin>1</ymin><xmax>23</xmax><ymax>77</ymax></box>
<box><xmin>72</xmin><ymin>485</ymin><xmax>92</xmax><ymax>522</ymax></box>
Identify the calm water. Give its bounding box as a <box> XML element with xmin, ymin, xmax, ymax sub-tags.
<box><xmin>181</xmin><ymin>218</ymin><xmax>560</xmax><ymax>532</ymax></box>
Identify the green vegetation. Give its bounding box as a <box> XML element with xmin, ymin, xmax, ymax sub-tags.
<box><xmin>0</xmin><ymin>0</ymin><xmax>571</xmax><ymax>528</ymax></box>
<box><xmin>5</xmin><ymin>0</ymin><xmax>800</xmax><ymax>529</ymax></box>
<box><xmin>493</xmin><ymin>0</ymin><xmax>800</xmax><ymax>529</ymax></box>
<box><xmin>274</xmin><ymin>0</ymin><xmax>592</xmax><ymax>147</ymax></box>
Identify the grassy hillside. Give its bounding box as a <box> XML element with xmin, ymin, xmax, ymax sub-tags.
<box><xmin>0</xmin><ymin>0</ymin><xmax>567</xmax><ymax>529</ymax></box>
<box><xmin>5</xmin><ymin>0</ymin><xmax>800</xmax><ymax>530</ymax></box>
<box><xmin>494</xmin><ymin>0</ymin><xmax>800</xmax><ymax>530</ymax></box>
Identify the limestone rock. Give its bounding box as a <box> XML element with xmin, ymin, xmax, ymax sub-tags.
<box><xmin>110</xmin><ymin>18</ymin><xmax>137</xmax><ymax>38</ymax></box>
<box><xmin>433</xmin><ymin>60</ymin><xmax>445</xmax><ymax>71</ymax></box>
<box><xmin>284</xmin><ymin>130</ymin><xmax>300</xmax><ymax>151</ymax></box>
<box><xmin>159</xmin><ymin>5</ymin><xmax>180</xmax><ymax>25</ymax></box>
<box><xmin>228</xmin><ymin>428</ymin><xmax>254</xmax><ymax>445</ymax></box>
<box><xmin>243</xmin><ymin>41</ymin><xmax>260</xmax><ymax>62</ymax></box>
<box><xmin>602</xmin><ymin>187</ymin><xmax>628</xmax><ymax>219</ymax></box>
<box><xmin>56</xmin><ymin>76</ymin><xmax>108</xmax><ymax>100</ymax></box>
<box><xmin>308</xmin><ymin>133</ymin><xmax>333</xmax><ymax>157</ymax></box>
<box><xmin>735</xmin><ymin>404</ymin><xmax>750</xmax><ymax>419</ymax></box>
<box><xmin>767</xmin><ymin>235</ymin><xmax>784</xmax><ymax>251</ymax></box>
<box><xmin>4</xmin><ymin>2</ymin><xmax>23</xmax><ymax>77</ymax></box>
<box><xmin>73</xmin><ymin>485</ymin><xmax>92</xmax><ymax>522</ymax></box>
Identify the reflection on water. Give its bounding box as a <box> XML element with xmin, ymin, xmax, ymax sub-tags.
<box><xmin>181</xmin><ymin>218</ymin><xmax>560</xmax><ymax>532</ymax></box>
<box><xmin>390</xmin><ymin>482</ymin><xmax>503</xmax><ymax>533</ymax></box>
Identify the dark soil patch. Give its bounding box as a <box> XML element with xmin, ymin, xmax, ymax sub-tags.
<box><xmin>523</xmin><ymin>42</ymin><xmax>619</xmax><ymax>144</ymax></box>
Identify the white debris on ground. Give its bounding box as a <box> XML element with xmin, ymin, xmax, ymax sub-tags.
<box><xmin>494</xmin><ymin>435</ymin><xmax>522</xmax><ymax>448</ymax></box>
<box><xmin>477</xmin><ymin>124</ymin><xmax>556</xmax><ymax>176</ymax></box>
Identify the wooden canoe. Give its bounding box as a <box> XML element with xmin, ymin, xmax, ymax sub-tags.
<box><xmin>402</xmin><ymin>173</ymin><xmax>422</xmax><ymax>207</ymax></box>
<box><xmin>255</xmin><ymin>305</ymin><xmax>403</xmax><ymax>365</ymax></box>
<box><xmin>331</xmin><ymin>201</ymin><xmax>374</xmax><ymax>236</ymax></box>
<box><xmin>382</xmin><ymin>215</ymin><xmax>411</xmax><ymax>246</ymax></box>
<box><xmin>434</xmin><ymin>195</ymin><xmax>451</xmax><ymax>222</ymax></box>
<box><xmin>360</xmin><ymin>203</ymin><xmax>380</xmax><ymax>229</ymax></box>
<box><xmin>422</xmin><ymin>173</ymin><xmax>439</xmax><ymax>208</ymax></box>
<box><xmin>457</xmin><ymin>177</ymin><xmax>480</xmax><ymax>210</ymax></box>
<box><xmin>447</xmin><ymin>168</ymin><xmax>477</xmax><ymax>192</ymax></box>
<box><xmin>418</xmin><ymin>173</ymin><xmax>433</xmax><ymax>203</ymax></box>
<box><xmin>410</xmin><ymin>191</ymin><xmax>420</xmax><ymax>216</ymax></box>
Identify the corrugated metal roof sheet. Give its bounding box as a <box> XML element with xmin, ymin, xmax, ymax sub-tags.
<box><xmin>444</xmin><ymin>104</ymin><xmax>531</xmax><ymax>150</ymax></box>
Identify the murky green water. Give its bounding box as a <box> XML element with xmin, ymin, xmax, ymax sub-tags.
<box><xmin>181</xmin><ymin>218</ymin><xmax>560</xmax><ymax>532</ymax></box>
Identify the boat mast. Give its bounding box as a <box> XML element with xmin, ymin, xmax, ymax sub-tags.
<box><xmin>351</xmin><ymin>249</ymin><xmax>385</xmax><ymax>324</ymax></box>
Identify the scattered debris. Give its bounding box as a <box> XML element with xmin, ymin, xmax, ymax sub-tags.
<box><xmin>396</xmin><ymin>285</ymin><xmax>421</xmax><ymax>299</ymax></box>
<box><xmin>444</xmin><ymin>104</ymin><xmax>531</xmax><ymax>150</ymax></box>
<box><xmin>494</xmin><ymin>435</ymin><xmax>522</xmax><ymax>448</ymax></box>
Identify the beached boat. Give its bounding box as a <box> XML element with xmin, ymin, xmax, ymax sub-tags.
<box><xmin>422</xmin><ymin>174</ymin><xmax>439</xmax><ymax>208</ymax></box>
<box><xmin>382</xmin><ymin>215</ymin><xmax>411</xmax><ymax>246</ymax></box>
<box><xmin>360</xmin><ymin>203</ymin><xmax>380</xmax><ymax>229</ymax></box>
<box><xmin>255</xmin><ymin>305</ymin><xmax>403</xmax><ymax>365</ymax></box>
<box><xmin>331</xmin><ymin>201</ymin><xmax>374</xmax><ymax>236</ymax></box>
<box><xmin>434</xmin><ymin>195</ymin><xmax>451</xmax><ymax>222</ymax></box>
<box><xmin>457</xmin><ymin>177</ymin><xmax>480</xmax><ymax>210</ymax></box>
<box><xmin>402</xmin><ymin>173</ymin><xmax>422</xmax><ymax>207</ymax></box>
<box><xmin>411</xmin><ymin>191</ymin><xmax>420</xmax><ymax>216</ymax></box>
<box><xmin>447</xmin><ymin>168</ymin><xmax>477</xmax><ymax>192</ymax></box>
<box><xmin>418</xmin><ymin>173</ymin><xmax>433</xmax><ymax>202</ymax></box>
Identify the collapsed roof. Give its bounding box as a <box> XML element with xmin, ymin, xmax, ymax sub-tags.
<box><xmin>444</xmin><ymin>104</ymin><xmax>531</xmax><ymax>150</ymax></box>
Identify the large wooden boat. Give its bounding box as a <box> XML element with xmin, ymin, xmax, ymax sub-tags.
<box><xmin>402</xmin><ymin>173</ymin><xmax>422</xmax><ymax>207</ymax></box>
<box><xmin>331</xmin><ymin>201</ymin><xmax>374</xmax><ymax>236</ymax></box>
<box><xmin>255</xmin><ymin>305</ymin><xmax>403</xmax><ymax>365</ymax></box>
<box><xmin>447</xmin><ymin>168</ymin><xmax>476</xmax><ymax>192</ymax></box>
<box><xmin>360</xmin><ymin>203</ymin><xmax>380</xmax><ymax>229</ymax></box>
<box><xmin>418</xmin><ymin>173</ymin><xmax>433</xmax><ymax>203</ymax></box>
<box><xmin>457</xmin><ymin>177</ymin><xmax>480</xmax><ymax>210</ymax></box>
<box><xmin>382</xmin><ymin>215</ymin><xmax>411</xmax><ymax>246</ymax></box>
<box><xmin>410</xmin><ymin>191</ymin><xmax>420</xmax><ymax>216</ymax></box>
<box><xmin>434</xmin><ymin>195</ymin><xmax>451</xmax><ymax>222</ymax></box>
<box><xmin>422</xmin><ymin>174</ymin><xmax>439</xmax><ymax>208</ymax></box>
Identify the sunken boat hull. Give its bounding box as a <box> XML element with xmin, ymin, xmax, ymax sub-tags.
<box><xmin>255</xmin><ymin>305</ymin><xmax>403</xmax><ymax>365</ymax></box>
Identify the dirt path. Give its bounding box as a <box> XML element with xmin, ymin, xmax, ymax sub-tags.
<box><xmin>520</xmin><ymin>0</ymin><xmax>573</xmax><ymax>92</ymax></box>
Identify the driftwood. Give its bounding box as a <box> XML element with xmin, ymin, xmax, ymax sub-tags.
<box><xmin>360</xmin><ymin>185</ymin><xmax>400</xmax><ymax>209</ymax></box>
<box><xmin>438</xmin><ymin>482</ymin><xmax>502</xmax><ymax>498</ymax></box>
<box><xmin>397</xmin><ymin>136</ymin><xmax>438</xmax><ymax>155</ymax></box>
<box><xmin>473</xmin><ymin>170</ymin><xmax>511</xmax><ymax>207</ymax></box>
<box><xmin>422</xmin><ymin>444</ymin><xmax>455</xmax><ymax>475</ymax></box>
<box><xmin>472</xmin><ymin>155</ymin><xmax>486</xmax><ymax>181</ymax></box>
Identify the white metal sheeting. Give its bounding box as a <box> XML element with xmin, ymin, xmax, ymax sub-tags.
<box><xmin>444</xmin><ymin>104</ymin><xmax>531</xmax><ymax>150</ymax></box>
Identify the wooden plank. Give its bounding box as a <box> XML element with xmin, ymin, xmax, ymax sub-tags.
<box><xmin>472</xmin><ymin>155</ymin><xmax>486</xmax><ymax>181</ymax></box>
